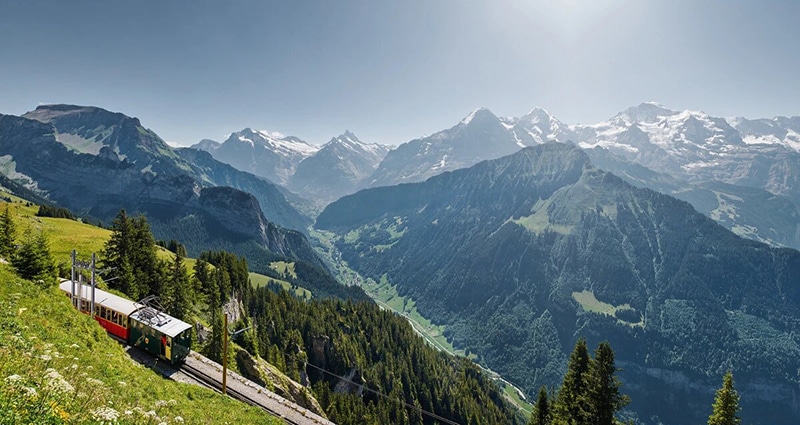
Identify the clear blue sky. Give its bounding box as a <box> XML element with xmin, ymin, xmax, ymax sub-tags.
<box><xmin>1</xmin><ymin>0</ymin><xmax>798</xmax><ymax>146</ymax></box>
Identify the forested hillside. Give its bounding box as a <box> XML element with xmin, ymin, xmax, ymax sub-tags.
<box><xmin>317</xmin><ymin>143</ymin><xmax>800</xmax><ymax>424</ymax></box>
<box><xmin>0</xmin><ymin>195</ymin><xmax>522</xmax><ymax>424</ymax></box>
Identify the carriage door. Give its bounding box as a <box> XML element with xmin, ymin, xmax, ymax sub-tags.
<box><xmin>165</xmin><ymin>337</ymin><xmax>172</xmax><ymax>360</ymax></box>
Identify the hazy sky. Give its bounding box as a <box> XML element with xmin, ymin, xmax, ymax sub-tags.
<box><xmin>1</xmin><ymin>0</ymin><xmax>799</xmax><ymax>146</ymax></box>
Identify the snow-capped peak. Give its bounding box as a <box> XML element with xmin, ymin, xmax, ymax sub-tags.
<box><xmin>225</xmin><ymin>127</ymin><xmax>319</xmax><ymax>157</ymax></box>
<box><xmin>326</xmin><ymin>131</ymin><xmax>389</xmax><ymax>158</ymax></box>
<box><xmin>616</xmin><ymin>102</ymin><xmax>678</xmax><ymax>124</ymax></box>
<box><xmin>461</xmin><ymin>107</ymin><xmax>494</xmax><ymax>125</ymax></box>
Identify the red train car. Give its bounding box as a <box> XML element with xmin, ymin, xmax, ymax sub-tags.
<box><xmin>59</xmin><ymin>279</ymin><xmax>192</xmax><ymax>363</ymax></box>
<box><xmin>59</xmin><ymin>279</ymin><xmax>139</xmax><ymax>341</ymax></box>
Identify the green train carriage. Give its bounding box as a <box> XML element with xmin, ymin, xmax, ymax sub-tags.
<box><xmin>128</xmin><ymin>303</ymin><xmax>192</xmax><ymax>364</ymax></box>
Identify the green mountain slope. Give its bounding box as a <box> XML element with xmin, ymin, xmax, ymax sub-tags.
<box><xmin>0</xmin><ymin>264</ymin><xmax>280</xmax><ymax>424</ymax></box>
<box><xmin>316</xmin><ymin>143</ymin><xmax>800</xmax><ymax>425</ymax></box>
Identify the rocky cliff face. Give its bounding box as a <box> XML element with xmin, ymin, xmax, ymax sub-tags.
<box><xmin>234</xmin><ymin>348</ymin><xmax>327</xmax><ymax>417</ymax></box>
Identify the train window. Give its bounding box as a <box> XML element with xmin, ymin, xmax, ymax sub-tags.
<box><xmin>111</xmin><ymin>311</ymin><xmax>118</xmax><ymax>325</ymax></box>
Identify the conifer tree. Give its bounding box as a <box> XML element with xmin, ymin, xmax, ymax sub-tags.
<box><xmin>207</xmin><ymin>306</ymin><xmax>225</xmax><ymax>363</ymax></box>
<box><xmin>193</xmin><ymin>258</ymin><xmax>210</xmax><ymax>294</ymax></box>
<box><xmin>708</xmin><ymin>371</ymin><xmax>741</xmax><ymax>425</ymax></box>
<box><xmin>101</xmin><ymin>209</ymin><xmax>132</xmax><ymax>293</ymax></box>
<box><xmin>530</xmin><ymin>385</ymin><xmax>551</xmax><ymax>425</ymax></box>
<box><xmin>0</xmin><ymin>205</ymin><xmax>16</xmax><ymax>259</ymax></box>
<box><xmin>585</xmin><ymin>341</ymin><xmax>629</xmax><ymax>425</ymax></box>
<box><xmin>101</xmin><ymin>210</ymin><xmax>161</xmax><ymax>299</ymax></box>
<box><xmin>130</xmin><ymin>215</ymin><xmax>159</xmax><ymax>296</ymax></box>
<box><xmin>166</xmin><ymin>251</ymin><xmax>192</xmax><ymax>320</ymax></box>
<box><xmin>12</xmin><ymin>227</ymin><xmax>55</xmax><ymax>285</ymax></box>
<box><xmin>552</xmin><ymin>338</ymin><xmax>592</xmax><ymax>425</ymax></box>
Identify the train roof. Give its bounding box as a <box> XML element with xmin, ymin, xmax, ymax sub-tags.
<box><xmin>59</xmin><ymin>279</ymin><xmax>141</xmax><ymax>316</ymax></box>
<box><xmin>59</xmin><ymin>280</ymin><xmax>192</xmax><ymax>337</ymax></box>
<box><xmin>129</xmin><ymin>308</ymin><xmax>192</xmax><ymax>338</ymax></box>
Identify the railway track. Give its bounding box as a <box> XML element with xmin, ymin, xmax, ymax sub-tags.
<box><xmin>180</xmin><ymin>362</ymin><xmax>300</xmax><ymax>424</ymax></box>
<box><xmin>122</xmin><ymin>343</ymin><xmax>332</xmax><ymax>424</ymax></box>
<box><xmin>179</xmin><ymin>361</ymin><xmax>331</xmax><ymax>425</ymax></box>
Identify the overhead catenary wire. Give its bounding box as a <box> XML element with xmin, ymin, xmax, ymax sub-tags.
<box><xmin>270</xmin><ymin>344</ymin><xmax>463</xmax><ymax>425</ymax></box>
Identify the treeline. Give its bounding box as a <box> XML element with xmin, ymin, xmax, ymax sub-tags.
<box><xmin>35</xmin><ymin>204</ymin><xmax>75</xmax><ymax>220</ymax></box>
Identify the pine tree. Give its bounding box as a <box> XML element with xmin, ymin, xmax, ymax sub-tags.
<box><xmin>12</xmin><ymin>227</ymin><xmax>55</xmax><ymax>285</ymax></box>
<box><xmin>530</xmin><ymin>386</ymin><xmax>551</xmax><ymax>425</ymax></box>
<box><xmin>585</xmin><ymin>341</ymin><xmax>629</xmax><ymax>425</ymax></box>
<box><xmin>101</xmin><ymin>210</ymin><xmax>161</xmax><ymax>299</ymax></box>
<box><xmin>207</xmin><ymin>306</ymin><xmax>225</xmax><ymax>363</ymax></box>
<box><xmin>0</xmin><ymin>205</ymin><xmax>16</xmax><ymax>259</ymax></box>
<box><xmin>708</xmin><ymin>371</ymin><xmax>741</xmax><ymax>425</ymax></box>
<box><xmin>166</xmin><ymin>252</ymin><xmax>192</xmax><ymax>320</ymax></box>
<box><xmin>130</xmin><ymin>215</ymin><xmax>159</xmax><ymax>296</ymax></box>
<box><xmin>101</xmin><ymin>210</ymin><xmax>132</xmax><ymax>293</ymax></box>
<box><xmin>552</xmin><ymin>338</ymin><xmax>592</xmax><ymax>425</ymax></box>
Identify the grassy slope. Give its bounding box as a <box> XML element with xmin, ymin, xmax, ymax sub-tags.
<box><xmin>0</xmin><ymin>196</ymin><xmax>282</xmax><ymax>423</ymax></box>
<box><xmin>0</xmin><ymin>264</ymin><xmax>280</xmax><ymax>424</ymax></box>
<box><xmin>248</xmin><ymin>272</ymin><xmax>310</xmax><ymax>299</ymax></box>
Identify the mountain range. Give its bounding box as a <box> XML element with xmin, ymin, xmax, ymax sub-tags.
<box><xmin>191</xmin><ymin>128</ymin><xmax>319</xmax><ymax>185</ymax></box>
<box><xmin>0</xmin><ymin>104</ymin><xmax>366</xmax><ymax>300</ymax></box>
<box><xmin>316</xmin><ymin>143</ymin><xmax>800</xmax><ymax>424</ymax></box>
<box><xmin>186</xmin><ymin>102</ymin><xmax>800</xmax><ymax>252</ymax></box>
<box><xmin>193</xmin><ymin>129</ymin><xmax>390</xmax><ymax>207</ymax></box>
<box><xmin>344</xmin><ymin>103</ymin><xmax>800</xmax><ymax>250</ymax></box>
<box><xmin>287</xmin><ymin>130</ymin><xmax>390</xmax><ymax>206</ymax></box>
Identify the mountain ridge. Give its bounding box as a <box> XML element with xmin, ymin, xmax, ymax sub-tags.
<box><xmin>317</xmin><ymin>143</ymin><xmax>800</xmax><ymax>424</ymax></box>
<box><xmin>0</xmin><ymin>106</ymin><xmax>361</xmax><ymax>299</ymax></box>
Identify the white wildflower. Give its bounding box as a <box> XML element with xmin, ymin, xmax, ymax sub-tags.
<box><xmin>117</xmin><ymin>381</ymin><xmax>127</xmax><ymax>387</ymax></box>
<box><xmin>44</xmin><ymin>369</ymin><xmax>75</xmax><ymax>394</ymax></box>
<box><xmin>124</xmin><ymin>410</ymin><xmax>133</xmax><ymax>416</ymax></box>
<box><xmin>174</xmin><ymin>416</ymin><xmax>184</xmax><ymax>423</ymax></box>
<box><xmin>5</xmin><ymin>374</ymin><xmax>23</xmax><ymax>384</ymax></box>
<box><xmin>69</xmin><ymin>343</ymin><xmax>80</xmax><ymax>349</ymax></box>
<box><xmin>22</xmin><ymin>386</ymin><xmax>37</xmax><ymax>398</ymax></box>
<box><xmin>155</xmin><ymin>399</ymin><xmax>168</xmax><ymax>408</ymax></box>
<box><xmin>91</xmin><ymin>406</ymin><xmax>120</xmax><ymax>423</ymax></box>
<box><xmin>38</xmin><ymin>354</ymin><xmax>52</xmax><ymax>361</ymax></box>
<box><xmin>168</xmin><ymin>399</ymin><xmax>177</xmax><ymax>406</ymax></box>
